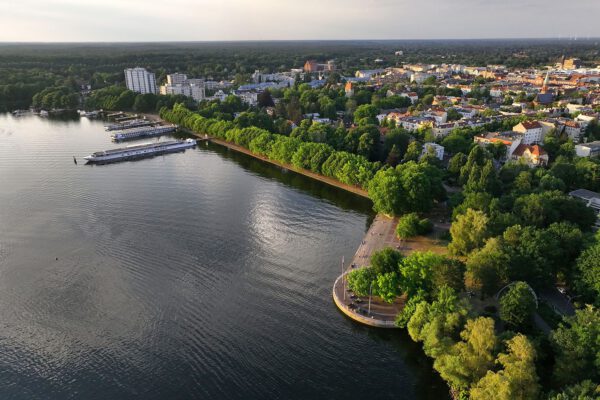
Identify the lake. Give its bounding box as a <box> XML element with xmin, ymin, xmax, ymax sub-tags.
<box><xmin>0</xmin><ymin>114</ymin><xmax>447</xmax><ymax>399</ymax></box>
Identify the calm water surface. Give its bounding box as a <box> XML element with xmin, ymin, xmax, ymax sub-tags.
<box><xmin>0</xmin><ymin>114</ymin><xmax>447</xmax><ymax>399</ymax></box>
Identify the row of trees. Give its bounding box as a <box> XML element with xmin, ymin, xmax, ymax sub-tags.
<box><xmin>161</xmin><ymin>103</ymin><xmax>451</xmax><ymax>217</ymax></box>
<box><xmin>160</xmin><ymin>104</ymin><xmax>379</xmax><ymax>190</ymax></box>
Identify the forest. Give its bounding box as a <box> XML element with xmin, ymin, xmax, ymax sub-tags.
<box><xmin>1</xmin><ymin>39</ymin><xmax>599</xmax><ymax>111</ymax></box>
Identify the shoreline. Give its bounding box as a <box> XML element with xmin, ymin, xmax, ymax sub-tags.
<box><xmin>200</xmin><ymin>135</ymin><xmax>370</xmax><ymax>199</ymax></box>
<box><xmin>159</xmin><ymin>115</ymin><xmax>445</xmax><ymax>330</ymax></box>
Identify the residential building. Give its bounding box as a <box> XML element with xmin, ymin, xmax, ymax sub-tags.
<box><xmin>513</xmin><ymin>121</ymin><xmax>543</xmax><ymax>144</ymax></box>
<box><xmin>421</xmin><ymin>142</ymin><xmax>444</xmax><ymax>160</ymax></box>
<box><xmin>355</xmin><ymin>69</ymin><xmax>385</xmax><ymax>79</ymax></box>
<box><xmin>303</xmin><ymin>60</ymin><xmax>335</xmax><ymax>73</ymax></box>
<box><xmin>563</xmin><ymin>58</ymin><xmax>583</xmax><ymax>70</ymax></box>
<box><xmin>474</xmin><ymin>131</ymin><xmax>523</xmax><ymax>159</ymax></box>
<box><xmin>235</xmin><ymin>91</ymin><xmax>258</xmax><ymax>106</ymax></box>
<box><xmin>124</xmin><ymin>67</ymin><xmax>157</xmax><ymax>94</ymax></box>
<box><xmin>569</xmin><ymin>189</ymin><xmax>600</xmax><ymax>230</ymax></box>
<box><xmin>575</xmin><ymin>141</ymin><xmax>600</xmax><ymax>158</ymax></box>
<box><xmin>167</xmin><ymin>73</ymin><xmax>188</xmax><ymax>85</ymax></box>
<box><xmin>205</xmin><ymin>81</ymin><xmax>232</xmax><ymax>90</ymax></box>
<box><xmin>399</xmin><ymin>92</ymin><xmax>419</xmax><ymax>104</ymax></box>
<box><xmin>345</xmin><ymin>81</ymin><xmax>354</xmax><ymax>97</ymax></box>
<box><xmin>559</xmin><ymin>120</ymin><xmax>584</xmax><ymax>142</ymax></box>
<box><xmin>397</xmin><ymin>116</ymin><xmax>434</xmax><ymax>132</ymax></box>
<box><xmin>160</xmin><ymin>74</ymin><xmax>206</xmax><ymax>101</ymax></box>
<box><xmin>511</xmin><ymin>144</ymin><xmax>549</xmax><ymax>167</ymax></box>
<box><xmin>432</xmin><ymin>122</ymin><xmax>458</xmax><ymax>139</ymax></box>
<box><xmin>410</xmin><ymin>72</ymin><xmax>434</xmax><ymax>84</ymax></box>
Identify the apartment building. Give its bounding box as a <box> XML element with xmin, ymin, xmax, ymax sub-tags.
<box><xmin>124</xmin><ymin>67</ymin><xmax>157</xmax><ymax>94</ymax></box>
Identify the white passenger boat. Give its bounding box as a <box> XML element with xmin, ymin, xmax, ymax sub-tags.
<box><xmin>111</xmin><ymin>125</ymin><xmax>177</xmax><ymax>141</ymax></box>
<box><xmin>84</xmin><ymin>139</ymin><xmax>196</xmax><ymax>163</ymax></box>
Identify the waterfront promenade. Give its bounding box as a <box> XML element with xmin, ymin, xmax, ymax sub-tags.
<box><xmin>333</xmin><ymin>215</ymin><xmax>404</xmax><ymax>328</ymax></box>
<box><xmin>332</xmin><ymin>214</ymin><xmax>449</xmax><ymax>328</ymax></box>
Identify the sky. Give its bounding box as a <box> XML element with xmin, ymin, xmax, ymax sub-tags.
<box><xmin>0</xmin><ymin>0</ymin><xmax>599</xmax><ymax>42</ymax></box>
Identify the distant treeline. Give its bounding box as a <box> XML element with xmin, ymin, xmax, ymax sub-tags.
<box><xmin>1</xmin><ymin>39</ymin><xmax>598</xmax><ymax>111</ymax></box>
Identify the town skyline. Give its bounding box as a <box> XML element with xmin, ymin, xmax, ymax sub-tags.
<box><xmin>1</xmin><ymin>0</ymin><xmax>599</xmax><ymax>42</ymax></box>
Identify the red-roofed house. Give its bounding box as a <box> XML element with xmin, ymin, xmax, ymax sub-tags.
<box><xmin>511</xmin><ymin>144</ymin><xmax>549</xmax><ymax>167</ymax></box>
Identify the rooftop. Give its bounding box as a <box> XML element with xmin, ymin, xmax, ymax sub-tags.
<box><xmin>569</xmin><ymin>189</ymin><xmax>600</xmax><ymax>201</ymax></box>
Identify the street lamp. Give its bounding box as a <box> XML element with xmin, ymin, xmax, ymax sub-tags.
<box><xmin>342</xmin><ymin>256</ymin><xmax>345</xmax><ymax>301</ymax></box>
<box><xmin>368</xmin><ymin>281</ymin><xmax>373</xmax><ymax>315</ymax></box>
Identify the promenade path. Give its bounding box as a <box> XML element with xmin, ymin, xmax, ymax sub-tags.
<box><xmin>333</xmin><ymin>215</ymin><xmax>405</xmax><ymax>328</ymax></box>
<box><xmin>333</xmin><ymin>214</ymin><xmax>449</xmax><ymax>328</ymax></box>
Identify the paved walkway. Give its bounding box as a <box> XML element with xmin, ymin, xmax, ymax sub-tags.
<box><xmin>333</xmin><ymin>215</ymin><xmax>405</xmax><ymax>327</ymax></box>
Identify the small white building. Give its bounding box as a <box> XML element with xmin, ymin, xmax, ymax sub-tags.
<box><xmin>421</xmin><ymin>142</ymin><xmax>445</xmax><ymax>160</ymax></box>
<box><xmin>575</xmin><ymin>141</ymin><xmax>600</xmax><ymax>158</ymax></box>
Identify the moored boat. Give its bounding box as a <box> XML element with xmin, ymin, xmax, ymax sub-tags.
<box><xmin>84</xmin><ymin>139</ymin><xmax>196</xmax><ymax>164</ymax></box>
<box><xmin>111</xmin><ymin>125</ymin><xmax>177</xmax><ymax>141</ymax></box>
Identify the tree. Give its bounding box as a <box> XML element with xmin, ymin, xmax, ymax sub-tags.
<box><xmin>353</xmin><ymin>104</ymin><xmax>378</xmax><ymax>125</ymax></box>
<box><xmin>402</xmin><ymin>141</ymin><xmax>422</xmax><ymax>162</ymax></box>
<box><xmin>347</xmin><ymin>267</ymin><xmax>377</xmax><ymax>296</ymax></box>
<box><xmin>499</xmin><ymin>282</ymin><xmax>536</xmax><ymax>330</ymax></box>
<box><xmin>434</xmin><ymin>317</ymin><xmax>497</xmax><ymax>392</ymax></box>
<box><xmin>370</xmin><ymin>247</ymin><xmax>402</xmax><ymax>276</ymax></box>
<box><xmin>449</xmin><ymin>209</ymin><xmax>490</xmax><ymax>256</ymax></box>
<box><xmin>550</xmin><ymin>306</ymin><xmax>600</xmax><ymax>387</ymax></box>
<box><xmin>398</xmin><ymin>252</ymin><xmax>443</xmax><ymax>297</ymax></box>
<box><xmin>396</xmin><ymin>161</ymin><xmax>446</xmax><ymax>213</ymax></box>
<box><xmin>447</xmin><ymin>152</ymin><xmax>467</xmax><ymax>179</ymax></box>
<box><xmin>574</xmin><ymin>243</ymin><xmax>600</xmax><ymax>304</ymax></box>
<box><xmin>431</xmin><ymin>258</ymin><xmax>465</xmax><ymax>294</ymax></box>
<box><xmin>465</xmin><ymin>238</ymin><xmax>509</xmax><ymax>297</ymax></box>
<box><xmin>132</xmin><ymin>93</ymin><xmax>158</xmax><ymax>112</ymax></box>
<box><xmin>408</xmin><ymin>287</ymin><xmax>469</xmax><ymax>358</ymax></box>
<box><xmin>470</xmin><ymin>334</ymin><xmax>540</xmax><ymax>400</ymax></box>
<box><xmin>548</xmin><ymin>380</ymin><xmax>600</xmax><ymax>400</ymax></box>
<box><xmin>446</xmin><ymin>108</ymin><xmax>462</xmax><ymax>122</ymax></box>
<box><xmin>375</xmin><ymin>272</ymin><xmax>401</xmax><ymax>303</ymax></box>
<box><xmin>257</xmin><ymin>90</ymin><xmax>275</xmax><ymax>108</ymax></box>
<box><xmin>368</xmin><ymin>168</ymin><xmax>404</xmax><ymax>216</ymax></box>
<box><xmin>383</xmin><ymin>129</ymin><xmax>410</xmax><ymax>162</ymax></box>
<box><xmin>396</xmin><ymin>291</ymin><xmax>427</xmax><ymax>328</ymax></box>
<box><xmin>386</xmin><ymin>144</ymin><xmax>402</xmax><ymax>167</ymax></box>
<box><xmin>396</xmin><ymin>213</ymin><xmax>432</xmax><ymax>239</ymax></box>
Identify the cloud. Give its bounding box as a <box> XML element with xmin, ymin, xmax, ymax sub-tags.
<box><xmin>0</xmin><ymin>0</ymin><xmax>598</xmax><ymax>41</ymax></box>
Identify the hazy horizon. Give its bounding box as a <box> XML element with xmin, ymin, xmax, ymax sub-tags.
<box><xmin>0</xmin><ymin>0</ymin><xmax>598</xmax><ymax>42</ymax></box>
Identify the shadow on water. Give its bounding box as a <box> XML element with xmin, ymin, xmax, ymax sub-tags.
<box><xmin>336</xmin><ymin>307</ymin><xmax>450</xmax><ymax>399</ymax></box>
<box><xmin>202</xmin><ymin>141</ymin><xmax>375</xmax><ymax>222</ymax></box>
<box><xmin>205</xmin><ymin>140</ymin><xmax>448</xmax><ymax>399</ymax></box>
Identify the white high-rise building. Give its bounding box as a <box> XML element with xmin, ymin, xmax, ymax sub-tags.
<box><xmin>124</xmin><ymin>67</ymin><xmax>157</xmax><ymax>94</ymax></box>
